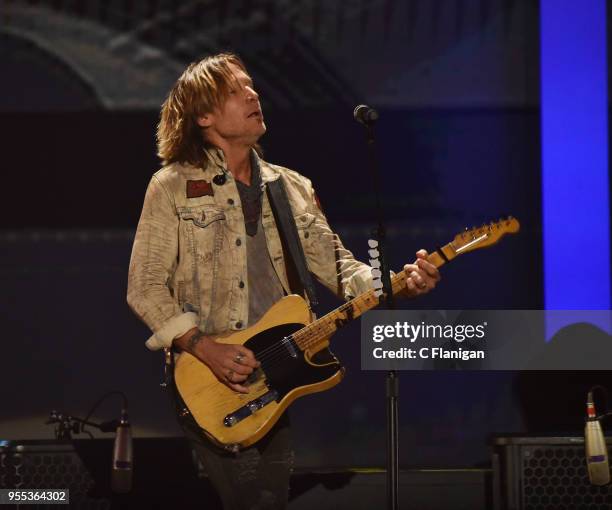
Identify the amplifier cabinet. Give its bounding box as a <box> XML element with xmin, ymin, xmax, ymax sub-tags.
<box><xmin>492</xmin><ymin>436</ymin><xmax>612</xmax><ymax>510</ymax></box>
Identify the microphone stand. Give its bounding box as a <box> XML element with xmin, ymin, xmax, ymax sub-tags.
<box><xmin>47</xmin><ymin>391</ymin><xmax>129</xmax><ymax>440</ymax></box>
<box><xmin>46</xmin><ymin>410</ymin><xmax>121</xmax><ymax>440</ymax></box>
<box><xmin>360</xmin><ymin>118</ymin><xmax>400</xmax><ymax>510</ymax></box>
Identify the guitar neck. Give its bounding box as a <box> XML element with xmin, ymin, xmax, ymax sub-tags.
<box><xmin>291</xmin><ymin>242</ymin><xmax>457</xmax><ymax>351</ymax></box>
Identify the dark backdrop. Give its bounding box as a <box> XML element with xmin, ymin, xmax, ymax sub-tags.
<box><xmin>0</xmin><ymin>0</ymin><xmax>598</xmax><ymax>469</ymax></box>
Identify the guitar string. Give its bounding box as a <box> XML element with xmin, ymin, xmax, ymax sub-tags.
<box><xmin>250</xmin><ymin>269</ymin><xmax>412</xmax><ymax>366</ymax></box>
<box><xmin>249</xmin><ymin>272</ymin><xmax>409</xmax><ymax>367</ymax></box>
<box><xmin>230</xmin><ymin>233</ymin><xmax>509</xmax><ymax>372</ymax></box>
<box><xmin>245</xmin><ymin>248</ymin><xmax>460</xmax><ymax>368</ymax></box>
<box><xmin>248</xmin><ymin>287</ymin><xmax>373</xmax><ymax>362</ymax></box>
<box><xmin>252</xmin><ymin>250</ymin><xmax>449</xmax><ymax>367</ymax></box>
<box><xmin>249</xmin><ymin>293</ymin><xmax>371</xmax><ymax>367</ymax></box>
<box><xmin>252</xmin><ymin>306</ymin><xmax>356</xmax><ymax>366</ymax></box>
<box><xmin>254</xmin><ymin>247</ymin><xmax>465</xmax><ymax>366</ymax></box>
<box><xmin>250</xmin><ymin>272</ymin><xmax>397</xmax><ymax>364</ymax></box>
<box><xmin>285</xmin><ymin>235</ymin><xmax>494</xmax><ymax>358</ymax></box>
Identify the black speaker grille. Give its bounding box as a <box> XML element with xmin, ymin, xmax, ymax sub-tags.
<box><xmin>521</xmin><ymin>445</ymin><xmax>612</xmax><ymax>509</ymax></box>
<box><xmin>0</xmin><ymin>442</ymin><xmax>110</xmax><ymax>510</ymax></box>
<box><xmin>10</xmin><ymin>452</ymin><xmax>94</xmax><ymax>498</ymax></box>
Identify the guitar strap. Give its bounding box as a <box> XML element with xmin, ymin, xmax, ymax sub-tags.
<box><xmin>266</xmin><ymin>177</ymin><xmax>319</xmax><ymax>313</ymax></box>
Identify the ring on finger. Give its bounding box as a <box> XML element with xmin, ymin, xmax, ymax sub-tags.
<box><xmin>234</xmin><ymin>353</ymin><xmax>245</xmax><ymax>364</ymax></box>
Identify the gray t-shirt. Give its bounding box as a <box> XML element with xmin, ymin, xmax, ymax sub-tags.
<box><xmin>235</xmin><ymin>157</ymin><xmax>285</xmax><ymax>326</ymax></box>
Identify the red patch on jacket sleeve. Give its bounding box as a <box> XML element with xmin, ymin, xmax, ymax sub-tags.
<box><xmin>186</xmin><ymin>180</ymin><xmax>214</xmax><ymax>198</ymax></box>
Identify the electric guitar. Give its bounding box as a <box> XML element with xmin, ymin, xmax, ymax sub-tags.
<box><xmin>174</xmin><ymin>217</ymin><xmax>520</xmax><ymax>451</ymax></box>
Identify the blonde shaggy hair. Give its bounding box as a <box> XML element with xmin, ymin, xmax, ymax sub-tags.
<box><xmin>157</xmin><ymin>53</ymin><xmax>248</xmax><ymax>167</ymax></box>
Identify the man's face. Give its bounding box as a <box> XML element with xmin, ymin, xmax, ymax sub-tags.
<box><xmin>198</xmin><ymin>63</ymin><xmax>266</xmax><ymax>145</ymax></box>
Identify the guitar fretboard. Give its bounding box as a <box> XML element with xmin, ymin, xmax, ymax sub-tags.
<box><xmin>292</xmin><ymin>243</ymin><xmax>457</xmax><ymax>352</ymax></box>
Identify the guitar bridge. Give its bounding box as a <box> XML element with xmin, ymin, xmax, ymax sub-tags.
<box><xmin>223</xmin><ymin>389</ymin><xmax>279</xmax><ymax>427</ymax></box>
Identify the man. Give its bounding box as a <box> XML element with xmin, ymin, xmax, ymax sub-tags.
<box><xmin>127</xmin><ymin>53</ymin><xmax>440</xmax><ymax>509</ymax></box>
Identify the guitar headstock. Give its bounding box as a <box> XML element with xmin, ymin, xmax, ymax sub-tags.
<box><xmin>452</xmin><ymin>217</ymin><xmax>520</xmax><ymax>255</ymax></box>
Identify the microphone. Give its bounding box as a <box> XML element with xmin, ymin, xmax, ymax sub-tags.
<box><xmin>353</xmin><ymin>104</ymin><xmax>379</xmax><ymax>126</ymax></box>
<box><xmin>585</xmin><ymin>391</ymin><xmax>610</xmax><ymax>485</ymax></box>
<box><xmin>111</xmin><ymin>409</ymin><xmax>133</xmax><ymax>493</ymax></box>
<box><xmin>213</xmin><ymin>173</ymin><xmax>227</xmax><ymax>186</ymax></box>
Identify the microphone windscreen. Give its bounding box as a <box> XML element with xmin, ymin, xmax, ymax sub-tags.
<box><xmin>353</xmin><ymin>104</ymin><xmax>379</xmax><ymax>125</ymax></box>
<box><xmin>353</xmin><ymin>104</ymin><xmax>366</xmax><ymax>120</ymax></box>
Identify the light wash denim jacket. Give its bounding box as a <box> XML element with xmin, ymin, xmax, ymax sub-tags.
<box><xmin>127</xmin><ymin>148</ymin><xmax>373</xmax><ymax>350</ymax></box>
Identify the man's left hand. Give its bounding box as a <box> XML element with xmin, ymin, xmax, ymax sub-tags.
<box><xmin>402</xmin><ymin>249</ymin><xmax>441</xmax><ymax>298</ymax></box>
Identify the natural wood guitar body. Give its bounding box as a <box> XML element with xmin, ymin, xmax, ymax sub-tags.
<box><xmin>174</xmin><ymin>295</ymin><xmax>344</xmax><ymax>450</ymax></box>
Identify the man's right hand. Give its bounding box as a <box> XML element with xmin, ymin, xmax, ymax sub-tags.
<box><xmin>173</xmin><ymin>327</ymin><xmax>259</xmax><ymax>394</ymax></box>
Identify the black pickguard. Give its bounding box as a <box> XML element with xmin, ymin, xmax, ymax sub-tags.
<box><xmin>244</xmin><ymin>323</ymin><xmax>342</xmax><ymax>398</ymax></box>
